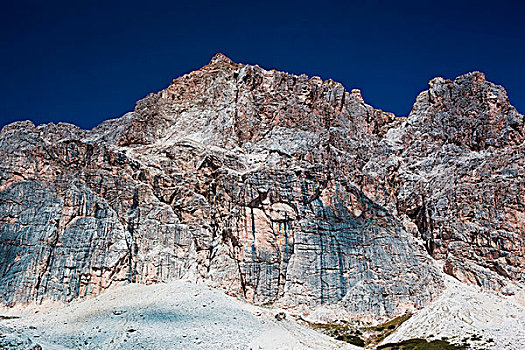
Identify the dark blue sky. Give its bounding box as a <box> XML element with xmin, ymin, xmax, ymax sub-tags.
<box><xmin>1</xmin><ymin>0</ymin><xmax>524</xmax><ymax>130</ymax></box>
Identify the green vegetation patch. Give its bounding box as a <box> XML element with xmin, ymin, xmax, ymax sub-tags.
<box><xmin>366</xmin><ymin>313</ymin><xmax>413</xmax><ymax>346</ymax></box>
<box><xmin>309</xmin><ymin>321</ymin><xmax>366</xmax><ymax>347</ymax></box>
<box><xmin>377</xmin><ymin>338</ymin><xmax>469</xmax><ymax>350</ymax></box>
<box><xmin>307</xmin><ymin>313</ymin><xmax>413</xmax><ymax>348</ymax></box>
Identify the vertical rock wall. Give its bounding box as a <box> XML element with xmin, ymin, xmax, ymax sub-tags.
<box><xmin>0</xmin><ymin>54</ymin><xmax>522</xmax><ymax>320</ymax></box>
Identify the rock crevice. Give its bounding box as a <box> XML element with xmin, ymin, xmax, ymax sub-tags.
<box><xmin>0</xmin><ymin>55</ymin><xmax>522</xmax><ymax>321</ymax></box>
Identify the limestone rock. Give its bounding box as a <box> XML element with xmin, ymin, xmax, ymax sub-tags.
<box><xmin>0</xmin><ymin>54</ymin><xmax>522</xmax><ymax>321</ymax></box>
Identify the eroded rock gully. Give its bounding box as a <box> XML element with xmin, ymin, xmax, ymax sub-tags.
<box><xmin>0</xmin><ymin>53</ymin><xmax>523</xmax><ymax>320</ymax></box>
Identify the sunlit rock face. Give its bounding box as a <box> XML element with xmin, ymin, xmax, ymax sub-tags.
<box><xmin>372</xmin><ymin>72</ymin><xmax>525</xmax><ymax>291</ymax></box>
<box><xmin>0</xmin><ymin>54</ymin><xmax>523</xmax><ymax>320</ymax></box>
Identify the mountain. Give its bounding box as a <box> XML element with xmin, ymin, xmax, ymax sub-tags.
<box><xmin>0</xmin><ymin>54</ymin><xmax>523</xmax><ymax>331</ymax></box>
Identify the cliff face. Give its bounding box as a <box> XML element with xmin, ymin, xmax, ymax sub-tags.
<box><xmin>0</xmin><ymin>54</ymin><xmax>523</xmax><ymax>319</ymax></box>
<box><xmin>381</xmin><ymin>73</ymin><xmax>524</xmax><ymax>291</ymax></box>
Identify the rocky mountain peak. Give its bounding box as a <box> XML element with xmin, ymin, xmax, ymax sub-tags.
<box><xmin>407</xmin><ymin>71</ymin><xmax>524</xmax><ymax>153</ymax></box>
<box><xmin>0</xmin><ymin>56</ymin><xmax>523</xmax><ymax>330</ymax></box>
<box><xmin>208</xmin><ymin>52</ymin><xmax>236</xmax><ymax>66</ymax></box>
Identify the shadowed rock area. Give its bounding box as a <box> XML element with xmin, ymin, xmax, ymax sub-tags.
<box><xmin>0</xmin><ymin>54</ymin><xmax>523</xmax><ymax>322</ymax></box>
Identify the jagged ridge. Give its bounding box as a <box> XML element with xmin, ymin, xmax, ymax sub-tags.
<box><xmin>0</xmin><ymin>54</ymin><xmax>523</xmax><ymax>322</ymax></box>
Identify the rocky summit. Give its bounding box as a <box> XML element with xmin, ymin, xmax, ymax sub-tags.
<box><xmin>0</xmin><ymin>53</ymin><xmax>523</xmax><ymax>327</ymax></box>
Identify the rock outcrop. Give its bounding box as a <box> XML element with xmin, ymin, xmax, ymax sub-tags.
<box><xmin>0</xmin><ymin>53</ymin><xmax>523</xmax><ymax>321</ymax></box>
<box><xmin>365</xmin><ymin>72</ymin><xmax>524</xmax><ymax>291</ymax></box>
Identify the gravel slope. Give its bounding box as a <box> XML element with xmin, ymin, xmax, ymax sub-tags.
<box><xmin>382</xmin><ymin>274</ymin><xmax>525</xmax><ymax>350</ymax></box>
<box><xmin>0</xmin><ymin>281</ymin><xmax>359</xmax><ymax>350</ymax></box>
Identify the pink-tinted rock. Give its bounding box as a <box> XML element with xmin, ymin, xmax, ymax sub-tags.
<box><xmin>0</xmin><ymin>55</ymin><xmax>522</xmax><ymax>321</ymax></box>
